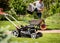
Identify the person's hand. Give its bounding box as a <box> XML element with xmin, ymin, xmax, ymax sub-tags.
<box><xmin>39</xmin><ymin>8</ymin><xmax>43</xmax><ymax>11</ymax></box>
<box><xmin>38</xmin><ymin>8</ymin><xmax>43</xmax><ymax>13</ymax></box>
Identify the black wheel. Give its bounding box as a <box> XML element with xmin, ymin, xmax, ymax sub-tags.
<box><xmin>31</xmin><ymin>33</ymin><xmax>36</xmax><ymax>39</ymax></box>
<box><xmin>12</xmin><ymin>30</ymin><xmax>19</xmax><ymax>37</ymax></box>
<box><xmin>36</xmin><ymin>32</ymin><xmax>42</xmax><ymax>38</ymax></box>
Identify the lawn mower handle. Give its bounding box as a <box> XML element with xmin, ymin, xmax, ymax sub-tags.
<box><xmin>0</xmin><ymin>13</ymin><xmax>20</xmax><ymax>29</ymax></box>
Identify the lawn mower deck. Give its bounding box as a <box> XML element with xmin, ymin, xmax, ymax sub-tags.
<box><xmin>12</xmin><ymin>24</ymin><xmax>43</xmax><ymax>39</ymax></box>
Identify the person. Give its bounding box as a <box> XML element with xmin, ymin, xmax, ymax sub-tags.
<box><xmin>34</xmin><ymin>0</ymin><xmax>44</xmax><ymax>18</ymax></box>
<box><xmin>27</xmin><ymin>0</ymin><xmax>44</xmax><ymax>18</ymax></box>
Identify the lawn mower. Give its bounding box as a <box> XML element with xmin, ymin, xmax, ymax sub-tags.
<box><xmin>0</xmin><ymin>8</ymin><xmax>46</xmax><ymax>39</ymax></box>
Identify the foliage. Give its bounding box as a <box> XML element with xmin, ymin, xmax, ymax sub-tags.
<box><xmin>0</xmin><ymin>0</ymin><xmax>10</xmax><ymax>11</ymax></box>
<box><xmin>0</xmin><ymin>0</ymin><xmax>60</xmax><ymax>20</ymax></box>
<box><xmin>43</xmin><ymin>0</ymin><xmax>60</xmax><ymax>18</ymax></box>
<box><xmin>0</xmin><ymin>0</ymin><xmax>60</xmax><ymax>43</ymax></box>
<box><xmin>46</xmin><ymin>13</ymin><xmax>60</xmax><ymax>29</ymax></box>
<box><xmin>9</xmin><ymin>0</ymin><xmax>34</xmax><ymax>15</ymax></box>
<box><xmin>0</xmin><ymin>0</ymin><xmax>60</xmax><ymax>29</ymax></box>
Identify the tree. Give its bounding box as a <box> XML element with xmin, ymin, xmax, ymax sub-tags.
<box><xmin>0</xmin><ymin>0</ymin><xmax>10</xmax><ymax>11</ymax></box>
<box><xmin>9</xmin><ymin>0</ymin><xmax>34</xmax><ymax>15</ymax></box>
<box><xmin>43</xmin><ymin>0</ymin><xmax>60</xmax><ymax>18</ymax></box>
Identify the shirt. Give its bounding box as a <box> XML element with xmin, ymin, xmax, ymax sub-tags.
<box><xmin>35</xmin><ymin>1</ymin><xmax>44</xmax><ymax>10</ymax></box>
<box><xmin>27</xmin><ymin>1</ymin><xmax>44</xmax><ymax>12</ymax></box>
<box><xmin>34</xmin><ymin>1</ymin><xmax>44</xmax><ymax>13</ymax></box>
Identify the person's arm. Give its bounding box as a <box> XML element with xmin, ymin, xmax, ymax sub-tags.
<box><xmin>39</xmin><ymin>8</ymin><xmax>43</xmax><ymax>11</ymax></box>
<box><xmin>38</xmin><ymin>2</ymin><xmax>44</xmax><ymax>12</ymax></box>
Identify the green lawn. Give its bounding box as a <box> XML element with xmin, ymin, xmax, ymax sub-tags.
<box><xmin>0</xmin><ymin>21</ymin><xmax>28</xmax><ymax>31</ymax></box>
<box><xmin>0</xmin><ymin>20</ymin><xmax>60</xmax><ymax>30</ymax></box>
<box><xmin>46</xmin><ymin>13</ymin><xmax>60</xmax><ymax>29</ymax></box>
<box><xmin>8</xmin><ymin>33</ymin><xmax>60</xmax><ymax>43</ymax></box>
<box><xmin>0</xmin><ymin>21</ymin><xmax>60</xmax><ymax>43</ymax></box>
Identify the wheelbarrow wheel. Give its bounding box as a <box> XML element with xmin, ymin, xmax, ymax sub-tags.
<box><xmin>39</xmin><ymin>20</ymin><xmax>46</xmax><ymax>30</ymax></box>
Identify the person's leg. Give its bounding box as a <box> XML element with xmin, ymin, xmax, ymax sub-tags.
<box><xmin>37</xmin><ymin>13</ymin><xmax>42</xmax><ymax>18</ymax></box>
